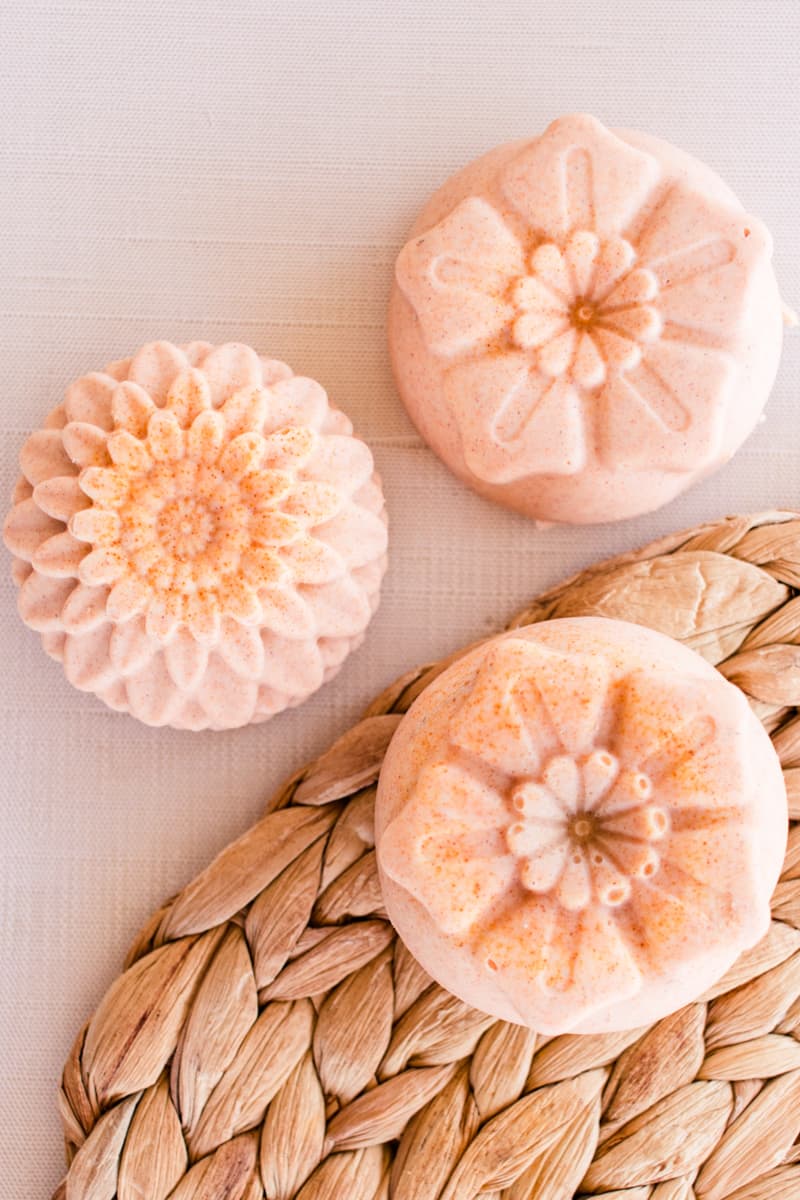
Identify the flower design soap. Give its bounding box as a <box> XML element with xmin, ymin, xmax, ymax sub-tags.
<box><xmin>375</xmin><ymin>618</ymin><xmax>787</xmax><ymax>1034</ymax></box>
<box><xmin>3</xmin><ymin>341</ymin><xmax>387</xmax><ymax>730</ymax></box>
<box><xmin>389</xmin><ymin>114</ymin><xmax>789</xmax><ymax>523</ymax></box>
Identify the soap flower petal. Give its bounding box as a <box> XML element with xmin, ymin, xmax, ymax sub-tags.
<box><xmin>380</xmin><ymin>762</ymin><xmax>515</xmax><ymax>936</ymax></box>
<box><xmin>445</xmin><ymin>356</ymin><xmax>587</xmax><ymax>484</ymax></box>
<box><xmin>395</xmin><ymin>196</ymin><xmax>524</xmax><ymax>357</ymax></box>
<box><xmin>164</xmin><ymin>368</ymin><xmax>213</xmax><ymax>428</ymax></box>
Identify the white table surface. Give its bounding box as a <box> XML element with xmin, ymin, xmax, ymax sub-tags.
<box><xmin>1</xmin><ymin>0</ymin><xmax>799</xmax><ymax>1192</ymax></box>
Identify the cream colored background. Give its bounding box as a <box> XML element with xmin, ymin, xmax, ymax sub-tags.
<box><xmin>1</xmin><ymin>1</ymin><xmax>798</xmax><ymax>1192</ymax></box>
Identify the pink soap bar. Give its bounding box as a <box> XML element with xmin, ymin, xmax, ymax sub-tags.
<box><xmin>376</xmin><ymin>618</ymin><xmax>787</xmax><ymax>1034</ymax></box>
<box><xmin>3</xmin><ymin>341</ymin><xmax>387</xmax><ymax>730</ymax></box>
<box><xmin>389</xmin><ymin>114</ymin><xmax>788</xmax><ymax>524</ymax></box>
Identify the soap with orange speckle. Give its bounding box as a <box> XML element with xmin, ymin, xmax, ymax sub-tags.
<box><xmin>389</xmin><ymin>113</ymin><xmax>790</xmax><ymax>524</ymax></box>
<box><xmin>375</xmin><ymin>618</ymin><xmax>787</xmax><ymax>1034</ymax></box>
<box><xmin>3</xmin><ymin>341</ymin><xmax>387</xmax><ymax>729</ymax></box>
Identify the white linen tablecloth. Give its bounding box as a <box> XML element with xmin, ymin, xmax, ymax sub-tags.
<box><xmin>1</xmin><ymin>1</ymin><xmax>798</xmax><ymax>1191</ymax></box>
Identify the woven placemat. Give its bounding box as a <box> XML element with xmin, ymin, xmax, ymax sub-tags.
<box><xmin>55</xmin><ymin>510</ymin><xmax>800</xmax><ymax>1200</ymax></box>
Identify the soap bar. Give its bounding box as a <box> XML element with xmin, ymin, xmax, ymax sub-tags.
<box><xmin>3</xmin><ymin>341</ymin><xmax>387</xmax><ymax>730</ymax></box>
<box><xmin>389</xmin><ymin>114</ymin><xmax>787</xmax><ymax>524</ymax></box>
<box><xmin>376</xmin><ymin>618</ymin><xmax>787</xmax><ymax>1034</ymax></box>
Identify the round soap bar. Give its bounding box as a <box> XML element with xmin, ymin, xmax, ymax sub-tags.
<box><xmin>389</xmin><ymin>114</ymin><xmax>787</xmax><ymax>524</ymax></box>
<box><xmin>3</xmin><ymin>341</ymin><xmax>387</xmax><ymax>730</ymax></box>
<box><xmin>376</xmin><ymin>617</ymin><xmax>787</xmax><ymax>1034</ymax></box>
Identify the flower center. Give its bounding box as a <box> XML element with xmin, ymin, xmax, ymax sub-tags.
<box><xmin>507</xmin><ymin>751</ymin><xmax>668</xmax><ymax>911</ymax></box>
<box><xmin>507</xmin><ymin>232</ymin><xmax>663</xmax><ymax>394</ymax></box>
<box><xmin>572</xmin><ymin>301</ymin><xmax>596</xmax><ymax>328</ymax></box>
<box><xmin>570</xmin><ymin>815</ymin><xmax>594</xmax><ymax>841</ymax></box>
<box><xmin>157</xmin><ymin>497</ymin><xmax>217</xmax><ymax>561</ymax></box>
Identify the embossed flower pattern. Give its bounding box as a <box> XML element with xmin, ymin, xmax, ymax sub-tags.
<box><xmin>4</xmin><ymin>341</ymin><xmax>388</xmax><ymax>729</ymax></box>
<box><xmin>380</xmin><ymin>637</ymin><xmax>757</xmax><ymax>1021</ymax></box>
<box><xmin>506</xmin><ymin>748</ymin><xmax>666</xmax><ymax>912</ymax></box>
<box><xmin>70</xmin><ymin>371</ymin><xmax>345</xmax><ymax>645</ymax></box>
<box><xmin>395</xmin><ymin>114</ymin><xmax>766</xmax><ymax>484</ymax></box>
<box><xmin>511</xmin><ymin>232</ymin><xmax>661</xmax><ymax>389</ymax></box>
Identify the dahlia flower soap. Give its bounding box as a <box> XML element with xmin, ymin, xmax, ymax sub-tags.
<box><xmin>3</xmin><ymin>341</ymin><xmax>387</xmax><ymax>730</ymax></box>
<box><xmin>389</xmin><ymin>114</ymin><xmax>789</xmax><ymax>523</ymax></box>
<box><xmin>375</xmin><ymin>618</ymin><xmax>787</xmax><ymax>1034</ymax></box>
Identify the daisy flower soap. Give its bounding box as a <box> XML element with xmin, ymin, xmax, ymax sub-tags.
<box><xmin>389</xmin><ymin>114</ymin><xmax>789</xmax><ymax>523</ymax></box>
<box><xmin>3</xmin><ymin>341</ymin><xmax>387</xmax><ymax>730</ymax></box>
<box><xmin>376</xmin><ymin>618</ymin><xmax>787</xmax><ymax>1034</ymax></box>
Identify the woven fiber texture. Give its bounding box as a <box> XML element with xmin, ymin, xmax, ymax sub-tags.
<box><xmin>55</xmin><ymin>510</ymin><xmax>800</xmax><ymax>1200</ymax></box>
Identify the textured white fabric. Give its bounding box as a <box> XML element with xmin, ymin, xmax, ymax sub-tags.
<box><xmin>0</xmin><ymin>0</ymin><xmax>798</xmax><ymax>1191</ymax></box>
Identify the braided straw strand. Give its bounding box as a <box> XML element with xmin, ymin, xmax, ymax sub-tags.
<box><xmin>55</xmin><ymin>511</ymin><xmax>800</xmax><ymax>1199</ymax></box>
